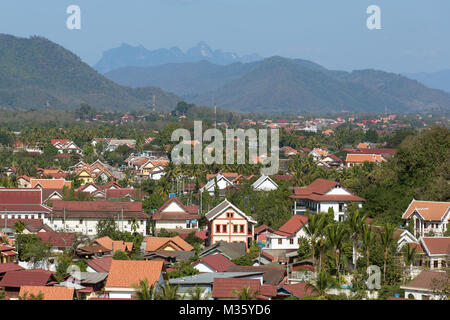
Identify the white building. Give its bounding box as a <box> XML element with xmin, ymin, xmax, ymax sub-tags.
<box><xmin>251</xmin><ymin>175</ymin><xmax>278</xmax><ymax>191</ymax></box>
<box><xmin>265</xmin><ymin>215</ymin><xmax>309</xmax><ymax>250</ymax></box>
<box><xmin>290</xmin><ymin>179</ymin><xmax>365</xmax><ymax>221</ymax></box>
<box><xmin>402</xmin><ymin>200</ymin><xmax>450</xmax><ymax>238</ymax></box>
<box><xmin>205</xmin><ymin>199</ymin><xmax>256</xmax><ymax>247</ymax></box>
<box><xmin>200</xmin><ymin>174</ymin><xmax>234</xmax><ymax>196</ymax></box>
<box><xmin>49</xmin><ymin>201</ymin><xmax>148</xmax><ymax>236</ymax></box>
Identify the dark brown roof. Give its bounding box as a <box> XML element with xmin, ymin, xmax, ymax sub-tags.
<box><xmin>0</xmin><ymin>263</ymin><xmax>24</xmax><ymax>274</ymax></box>
<box><xmin>37</xmin><ymin>232</ymin><xmax>75</xmax><ymax>248</ymax></box>
<box><xmin>401</xmin><ymin>271</ymin><xmax>448</xmax><ymax>291</ymax></box>
<box><xmin>86</xmin><ymin>257</ymin><xmax>113</xmax><ymax>273</ymax></box>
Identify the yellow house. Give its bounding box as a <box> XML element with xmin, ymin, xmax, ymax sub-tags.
<box><xmin>77</xmin><ymin>169</ymin><xmax>94</xmax><ymax>185</ymax></box>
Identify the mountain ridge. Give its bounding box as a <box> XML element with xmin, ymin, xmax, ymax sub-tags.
<box><xmin>94</xmin><ymin>41</ymin><xmax>263</xmax><ymax>74</ymax></box>
<box><xmin>105</xmin><ymin>56</ymin><xmax>450</xmax><ymax>113</ymax></box>
<box><xmin>0</xmin><ymin>34</ymin><xmax>180</xmax><ymax>112</ymax></box>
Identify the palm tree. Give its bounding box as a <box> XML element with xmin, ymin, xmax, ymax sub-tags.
<box><xmin>360</xmin><ymin>223</ymin><xmax>376</xmax><ymax>269</ymax></box>
<box><xmin>155</xmin><ymin>282</ymin><xmax>181</xmax><ymax>300</ymax></box>
<box><xmin>378</xmin><ymin>223</ymin><xmax>396</xmax><ymax>283</ymax></box>
<box><xmin>305</xmin><ymin>271</ymin><xmax>331</xmax><ymax>299</ymax></box>
<box><xmin>186</xmin><ymin>285</ymin><xmax>210</xmax><ymax>300</ymax></box>
<box><xmin>303</xmin><ymin>213</ymin><xmax>327</xmax><ymax>272</ymax></box>
<box><xmin>325</xmin><ymin>223</ymin><xmax>348</xmax><ymax>283</ymax></box>
<box><xmin>232</xmin><ymin>286</ymin><xmax>258</xmax><ymax>300</ymax></box>
<box><xmin>346</xmin><ymin>209</ymin><xmax>367</xmax><ymax>267</ymax></box>
<box><xmin>402</xmin><ymin>243</ymin><xmax>417</xmax><ymax>283</ymax></box>
<box><xmin>132</xmin><ymin>279</ymin><xmax>157</xmax><ymax>300</ymax></box>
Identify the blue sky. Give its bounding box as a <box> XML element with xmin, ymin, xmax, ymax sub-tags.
<box><xmin>0</xmin><ymin>0</ymin><xmax>449</xmax><ymax>73</ymax></box>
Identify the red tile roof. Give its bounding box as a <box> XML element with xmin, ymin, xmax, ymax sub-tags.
<box><xmin>255</xmin><ymin>224</ymin><xmax>275</xmax><ymax>235</ymax></box>
<box><xmin>401</xmin><ymin>271</ymin><xmax>448</xmax><ymax>291</ymax></box>
<box><xmin>212</xmin><ymin>278</ymin><xmax>261</xmax><ymax>299</ymax></box>
<box><xmin>86</xmin><ymin>257</ymin><xmax>113</xmax><ymax>273</ymax></box>
<box><xmin>152</xmin><ymin>198</ymin><xmax>199</xmax><ymax>221</ymax></box>
<box><xmin>421</xmin><ymin>237</ymin><xmax>450</xmax><ymax>255</ymax></box>
<box><xmin>279</xmin><ymin>283</ymin><xmax>314</xmax><ymax>299</ymax></box>
<box><xmin>192</xmin><ymin>254</ymin><xmax>235</xmax><ymax>272</ymax></box>
<box><xmin>0</xmin><ymin>263</ymin><xmax>24</xmax><ymax>274</ymax></box>
<box><xmin>37</xmin><ymin>232</ymin><xmax>75</xmax><ymax>248</ymax></box>
<box><xmin>290</xmin><ymin>179</ymin><xmax>365</xmax><ymax>202</ymax></box>
<box><xmin>274</xmin><ymin>215</ymin><xmax>308</xmax><ymax>237</ymax></box>
<box><xmin>0</xmin><ymin>189</ymin><xmax>43</xmax><ymax>205</ymax></box>
<box><xmin>105</xmin><ymin>188</ymin><xmax>145</xmax><ymax>200</ymax></box>
<box><xmin>0</xmin><ymin>270</ymin><xmax>54</xmax><ymax>288</ymax></box>
<box><xmin>51</xmin><ymin>201</ymin><xmax>148</xmax><ymax>219</ymax></box>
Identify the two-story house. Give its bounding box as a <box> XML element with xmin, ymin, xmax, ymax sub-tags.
<box><xmin>402</xmin><ymin>200</ymin><xmax>450</xmax><ymax>238</ymax></box>
<box><xmin>265</xmin><ymin>215</ymin><xmax>309</xmax><ymax>250</ymax></box>
<box><xmin>289</xmin><ymin>179</ymin><xmax>365</xmax><ymax>221</ymax></box>
<box><xmin>152</xmin><ymin>197</ymin><xmax>199</xmax><ymax>233</ymax></box>
<box><xmin>205</xmin><ymin>200</ymin><xmax>256</xmax><ymax>248</ymax></box>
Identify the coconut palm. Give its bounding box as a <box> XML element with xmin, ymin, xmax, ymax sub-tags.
<box><xmin>378</xmin><ymin>223</ymin><xmax>396</xmax><ymax>283</ymax></box>
<box><xmin>346</xmin><ymin>209</ymin><xmax>367</xmax><ymax>267</ymax></box>
<box><xmin>325</xmin><ymin>223</ymin><xmax>348</xmax><ymax>283</ymax></box>
<box><xmin>155</xmin><ymin>282</ymin><xmax>181</xmax><ymax>300</ymax></box>
<box><xmin>303</xmin><ymin>213</ymin><xmax>327</xmax><ymax>272</ymax></box>
<box><xmin>402</xmin><ymin>243</ymin><xmax>417</xmax><ymax>283</ymax></box>
<box><xmin>305</xmin><ymin>271</ymin><xmax>331</xmax><ymax>299</ymax></box>
<box><xmin>360</xmin><ymin>223</ymin><xmax>376</xmax><ymax>269</ymax></box>
<box><xmin>232</xmin><ymin>286</ymin><xmax>258</xmax><ymax>300</ymax></box>
<box><xmin>186</xmin><ymin>285</ymin><xmax>211</xmax><ymax>300</ymax></box>
<box><xmin>132</xmin><ymin>279</ymin><xmax>157</xmax><ymax>300</ymax></box>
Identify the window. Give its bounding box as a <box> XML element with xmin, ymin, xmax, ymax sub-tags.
<box><xmin>216</xmin><ymin>225</ymin><xmax>221</xmax><ymax>233</ymax></box>
<box><xmin>422</xmin><ymin>295</ymin><xmax>430</xmax><ymax>300</ymax></box>
<box><xmin>278</xmin><ymin>239</ymin><xmax>282</xmax><ymax>245</ymax></box>
<box><xmin>233</xmin><ymin>225</ymin><xmax>238</xmax><ymax>233</ymax></box>
<box><xmin>79</xmin><ymin>219</ymin><xmax>83</xmax><ymax>224</ymax></box>
<box><xmin>128</xmin><ymin>220</ymin><xmax>131</xmax><ymax>225</ymax></box>
<box><xmin>289</xmin><ymin>239</ymin><xmax>294</xmax><ymax>245</ymax></box>
<box><xmin>140</xmin><ymin>220</ymin><xmax>144</xmax><ymax>225</ymax></box>
<box><xmin>222</xmin><ymin>225</ymin><xmax>227</xmax><ymax>233</ymax></box>
<box><xmin>227</xmin><ymin>212</ymin><xmax>234</xmax><ymax>218</ymax></box>
<box><xmin>339</xmin><ymin>203</ymin><xmax>344</xmax><ymax>212</ymax></box>
<box><xmin>240</xmin><ymin>225</ymin><xmax>244</xmax><ymax>233</ymax></box>
<box><xmin>434</xmin><ymin>261</ymin><xmax>438</xmax><ymax>268</ymax></box>
<box><xmin>25</xmin><ymin>215</ymin><xmax>28</xmax><ymax>219</ymax></box>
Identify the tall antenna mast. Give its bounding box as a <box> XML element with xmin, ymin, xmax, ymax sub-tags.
<box><xmin>152</xmin><ymin>95</ymin><xmax>156</xmax><ymax>113</ymax></box>
<box><xmin>214</xmin><ymin>97</ymin><xmax>217</xmax><ymax>128</ymax></box>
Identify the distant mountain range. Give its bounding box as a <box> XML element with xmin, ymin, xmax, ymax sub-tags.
<box><xmin>1</xmin><ymin>33</ymin><xmax>449</xmax><ymax>114</ymax></box>
<box><xmin>105</xmin><ymin>57</ymin><xmax>450</xmax><ymax>114</ymax></box>
<box><xmin>0</xmin><ymin>34</ymin><xmax>180</xmax><ymax>111</ymax></box>
<box><xmin>404</xmin><ymin>70</ymin><xmax>450</xmax><ymax>93</ymax></box>
<box><xmin>94</xmin><ymin>41</ymin><xmax>263</xmax><ymax>74</ymax></box>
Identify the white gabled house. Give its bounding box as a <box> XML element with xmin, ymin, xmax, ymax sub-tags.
<box><xmin>402</xmin><ymin>200</ymin><xmax>450</xmax><ymax>238</ymax></box>
<box><xmin>251</xmin><ymin>175</ymin><xmax>278</xmax><ymax>191</ymax></box>
<box><xmin>200</xmin><ymin>174</ymin><xmax>234</xmax><ymax>196</ymax></box>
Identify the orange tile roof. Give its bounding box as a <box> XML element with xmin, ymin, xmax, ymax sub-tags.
<box><xmin>402</xmin><ymin>200</ymin><xmax>450</xmax><ymax>221</ymax></box>
<box><xmin>357</xmin><ymin>143</ymin><xmax>370</xmax><ymax>149</ymax></box>
<box><xmin>346</xmin><ymin>153</ymin><xmax>383</xmax><ymax>164</ymax></box>
<box><xmin>145</xmin><ymin>236</ymin><xmax>193</xmax><ymax>252</ymax></box>
<box><xmin>94</xmin><ymin>236</ymin><xmax>133</xmax><ymax>252</ymax></box>
<box><xmin>19</xmin><ymin>286</ymin><xmax>74</xmax><ymax>300</ymax></box>
<box><xmin>30</xmin><ymin>179</ymin><xmax>72</xmax><ymax>189</ymax></box>
<box><xmin>105</xmin><ymin>260</ymin><xmax>164</xmax><ymax>288</ymax></box>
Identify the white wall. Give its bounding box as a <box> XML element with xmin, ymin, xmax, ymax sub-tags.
<box><xmin>193</xmin><ymin>262</ymin><xmax>216</xmax><ymax>273</ymax></box>
<box><xmin>51</xmin><ymin>218</ymin><xmax>147</xmax><ymax>236</ymax></box>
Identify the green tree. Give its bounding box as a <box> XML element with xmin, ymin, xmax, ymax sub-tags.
<box><xmin>402</xmin><ymin>243</ymin><xmax>417</xmax><ymax>283</ymax></box>
<box><xmin>112</xmin><ymin>250</ymin><xmax>130</xmax><ymax>260</ymax></box>
<box><xmin>132</xmin><ymin>279</ymin><xmax>157</xmax><ymax>300</ymax></box>
<box><xmin>155</xmin><ymin>282</ymin><xmax>182</xmax><ymax>300</ymax></box>
<box><xmin>232</xmin><ymin>286</ymin><xmax>258</xmax><ymax>300</ymax></box>
<box><xmin>14</xmin><ymin>221</ymin><xmax>26</xmax><ymax>234</ymax></box>
<box><xmin>305</xmin><ymin>271</ymin><xmax>331</xmax><ymax>299</ymax></box>
<box><xmin>379</xmin><ymin>223</ymin><xmax>396</xmax><ymax>283</ymax></box>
